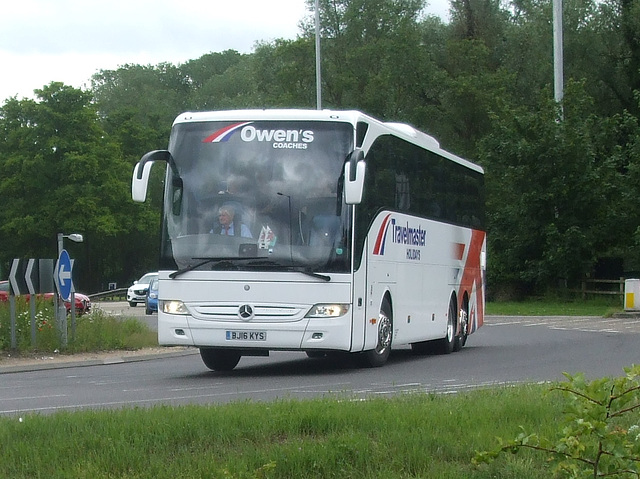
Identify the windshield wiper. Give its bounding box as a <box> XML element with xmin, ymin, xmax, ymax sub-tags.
<box><xmin>298</xmin><ymin>269</ymin><xmax>331</xmax><ymax>282</ymax></box>
<box><xmin>169</xmin><ymin>257</ymin><xmax>262</xmax><ymax>279</ymax></box>
<box><xmin>246</xmin><ymin>260</ymin><xmax>331</xmax><ymax>282</ymax></box>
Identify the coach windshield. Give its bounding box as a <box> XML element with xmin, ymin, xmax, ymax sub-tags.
<box><xmin>159</xmin><ymin>120</ymin><xmax>354</xmax><ymax>274</ymax></box>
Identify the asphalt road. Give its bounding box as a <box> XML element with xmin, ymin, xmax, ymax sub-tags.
<box><xmin>0</xmin><ymin>314</ymin><xmax>639</xmax><ymax>416</ymax></box>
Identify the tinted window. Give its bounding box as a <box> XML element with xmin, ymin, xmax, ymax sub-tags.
<box><xmin>354</xmin><ymin>134</ymin><xmax>485</xmax><ymax>267</ymax></box>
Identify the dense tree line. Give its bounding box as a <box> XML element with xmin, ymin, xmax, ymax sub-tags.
<box><xmin>0</xmin><ymin>0</ymin><xmax>639</xmax><ymax>297</ymax></box>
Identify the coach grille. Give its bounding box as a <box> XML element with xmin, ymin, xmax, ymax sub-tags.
<box><xmin>190</xmin><ymin>303</ymin><xmax>307</xmax><ymax>322</ymax></box>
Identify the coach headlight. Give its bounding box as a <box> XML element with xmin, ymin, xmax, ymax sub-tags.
<box><xmin>162</xmin><ymin>300</ymin><xmax>188</xmax><ymax>315</ymax></box>
<box><xmin>306</xmin><ymin>303</ymin><xmax>350</xmax><ymax>318</ymax></box>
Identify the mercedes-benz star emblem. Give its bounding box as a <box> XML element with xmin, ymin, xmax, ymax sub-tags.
<box><xmin>238</xmin><ymin>304</ymin><xmax>254</xmax><ymax>321</ymax></box>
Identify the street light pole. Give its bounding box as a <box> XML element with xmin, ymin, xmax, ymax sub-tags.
<box><xmin>315</xmin><ymin>0</ymin><xmax>322</xmax><ymax>110</ymax></box>
<box><xmin>553</xmin><ymin>0</ymin><xmax>564</xmax><ymax>118</ymax></box>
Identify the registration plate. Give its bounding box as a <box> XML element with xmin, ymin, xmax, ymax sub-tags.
<box><xmin>226</xmin><ymin>331</ymin><xmax>267</xmax><ymax>341</ymax></box>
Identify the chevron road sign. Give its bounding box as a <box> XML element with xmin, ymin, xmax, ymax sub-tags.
<box><xmin>8</xmin><ymin>258</ymin><xmax>55</xmax><ymax>296</ymax></box>
<box><xmin>8</xmin><ymin>259</ymin><xmax>26</xmax><ymax>296</ymax></box>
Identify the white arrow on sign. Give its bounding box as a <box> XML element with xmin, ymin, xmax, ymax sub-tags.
<box><xmin>58</xmin><ymin>262</ymin><xmax>72</xmax><ymax>284</ymax></box>
<box><xmin>25</xmin><ymin>259</ymin><xmax>36</xmax><ymax>295</ymax></box>
<box><xmin>9</xmin><ymin>259</ymin><xmax>19</xmax><ymax>295</ymax></box>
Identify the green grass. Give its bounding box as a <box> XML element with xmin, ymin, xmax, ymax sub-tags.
<box><xmin>487</xmin><ymin>296</ymin><xmax>624</xmax><ymax>317</ymax></box>
<box><xmin>68</xmin><ymin>309</ymin><xmax>157</xmax><ymax>352</ymax></box>
<box><xmin>0</xmin><ymin>383</ymin><xmax>565</xmax><ymax>479</ymax></box>
<box><xmin>0</xmin><ymin>303</ymin><xmax>157</xmax><ymax>354</ymax></box>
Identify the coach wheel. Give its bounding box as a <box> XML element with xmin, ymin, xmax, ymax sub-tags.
<box><xmin>454</xmin><ymin>297</ymin><xmax>469</xmax><ymax>352</ymax></box>
<box><xmin>438</xmin><ymin>297</ymin><xmax>457</xmax><ymax>354</ymax></box>
<box><xmin>200</xmin><ymin>348</ymin><xmax>241</xmax><ymax>371</ymax></box>
<box><xmin>361</xmin><ymin>298</ymin><xmax>392</xmax><ymax>367</ymax></box>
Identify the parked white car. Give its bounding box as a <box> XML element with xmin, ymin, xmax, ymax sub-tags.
<box><xmin>126</xmin><ymin>272</ymin><xmax>158</xmax><ymax>307</ymax></box>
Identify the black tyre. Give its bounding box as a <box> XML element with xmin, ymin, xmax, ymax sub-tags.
<box><xmin>437</xmin><ymin>297</ymin><xmax>457</xmax><ymax>354</ymax></box>
<box><xmin>453</xmin><ymin>297</ymin><xmax>469</xmax><ymax>352</ymax></box>
<box><xmin>199</xmin><ymin>348</ymin><xmax>242</xmax><ymax>371</ymax></box>
<box><xmin>361</xmin><ymin>298</ymin><xmax>392</xmax><ymax>367</ymax></box>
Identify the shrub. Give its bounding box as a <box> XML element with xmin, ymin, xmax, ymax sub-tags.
<box><xmin>475</xmin><ymin>365</ymin><xmax>640</xmax><ymax>478</ymax></box>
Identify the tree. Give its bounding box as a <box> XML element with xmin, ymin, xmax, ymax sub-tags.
<box><xmin>479</xmin><ymin>82</ymin><xmax>624</xmax><ymax>294</ymax></box>
<box><xmin>441</xmin><ymin>0</ymin><xmax>517</xmax><ymax>154</ymax></box>
<box><xmin>0</xmin><ymin>83</ymin><xmax>155</xmax><ymax>291</ymax></box>
<box><xmin>183</xmin><ymin>50</ymin><xmax>260</xmax><ymax>109</ymax></box>
<box><xmin>620</xmin><ymin>0</ymin><xmax>640</xmax><ymax>114</ymax></box>
<box><xmin>91</xmin><ymin>62</ymin><xmax>190</xmax><ymax>142</ymax></box>
<box><xmin>436</xmin><ymin>38</ymin><xmax>516</xmax><ymax>155</ymax></box>
<box><xmin>297</xmin><ymin>0</ymin><xmax>430</xmax><ymax>116</ymax></box>
<box><xmin>252</xmin><ymin>38</ymin><xmax>317</xmax><ymax>108</ymax></box>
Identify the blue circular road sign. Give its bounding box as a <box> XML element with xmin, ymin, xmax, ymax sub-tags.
<box><xmin>57</xmin><ymin>249</ymin><xmax>73</xmax><ymax>301</ymax></box>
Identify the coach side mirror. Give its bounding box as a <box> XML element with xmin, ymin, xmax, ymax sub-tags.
<box><xmin>344</xmin><ymin>149</ymin><xmax>365</xmax><ymax>205</ymax></box>
<box><xmin>132</xmin><ymin>150</ymin><xmax>173</xmax><ymax>202</ymax></box>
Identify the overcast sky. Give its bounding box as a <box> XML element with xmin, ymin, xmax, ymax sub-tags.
<box><xmin>0</xmin><ymin>0</ymin><xmax>449</xmax><ymax>103</ymax></box>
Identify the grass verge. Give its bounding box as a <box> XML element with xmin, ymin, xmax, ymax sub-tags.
<box><xmin>0</xmin><ymin>302</ymin><xmax>157</xmax><ymax>354</ymax></box>
<box><xmin>0</xmin><ymin>383</ymin><xmax>564</xmax><ymax>479</ymax></box>
<box><xmin>487</xmin><ymin>296</ymin><xmax>624</xmax><ymax>316</ymax></box>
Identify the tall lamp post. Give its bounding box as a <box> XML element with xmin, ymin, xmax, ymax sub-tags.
<box><xmin>315</xmin><ymin>0</ymin><xmax>322</xmax><ymax>110</ymax></box>
<box><xmin>57</xmin><ymin>232</ymin><xmax>83</xmax><ymax>345</ymax></box>
<box><xmin>553</xmin><ymin>0</ymin><xmax>564</xmax><ymax>118</ymax></box>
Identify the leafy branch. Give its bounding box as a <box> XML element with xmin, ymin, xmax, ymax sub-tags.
<box><xmin>474</xmin><ymin>365</ymin><xmax>640</xmax><ymax>478</ymax></box>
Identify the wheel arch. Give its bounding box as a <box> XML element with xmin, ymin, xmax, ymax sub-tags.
<box><xmin>382</xmin><ymin>290</ymin><xmax>393</xmax><ymax>319</ymax></box>
<box><xmin>449</xmin><ymin>290</ymin><xmax>458</xmax><ymax>322</ymax></box>
<box><xmin>360</xmin><ymin>289</ymin><xmax>394</xmax><ymax>367</ymax></box>
<box><xmin>460</xmin><ymin>289</ymin><xmax>470</xmax><ymax>310</ymax></box>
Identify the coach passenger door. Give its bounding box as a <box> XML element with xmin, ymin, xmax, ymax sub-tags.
<box><xmin>344</xmin><ymin>149</ymin><xmax>367</xmax><ymax>352</ymax></box>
